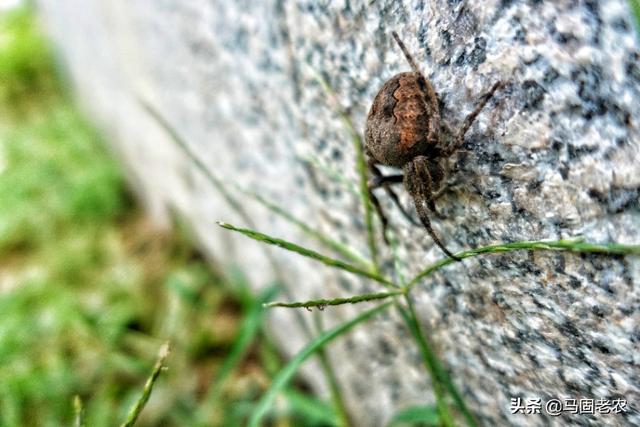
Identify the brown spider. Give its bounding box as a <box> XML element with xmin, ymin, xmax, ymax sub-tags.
<box><xmin>364</xmin><ymin>31</ymin><xmax>504</xmax><ymax>261</ymax></box>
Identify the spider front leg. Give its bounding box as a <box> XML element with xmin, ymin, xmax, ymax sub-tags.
<box><xmin>443</xmin><ymin>80</ymin><xmax>505</xmax><ymax>156</ymax></box>
<box><xmin>366</xmin><ymin>157</ymin><xmax>391</xmax><ymax>243</ymax></box>
<box><xmin>367</xmin><ymin>157</ymin><xmax>421</xmax><ymax>237</ymax></box>
<box><xmin>404</xmin><ymin>156</ymin><xmax>461</xmax><ymax>261</ymax></box>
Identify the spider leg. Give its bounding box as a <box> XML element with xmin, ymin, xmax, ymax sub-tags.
<box><xmin>383</xmin><ymin>187</ymin><xmax>422</xmax><ymax>227</ymax></box>
<box><xmin>368</xmin><ymin>161</ymin><xmax>421</xmax><ymax>227</ymax></box>
<box><xmin>405</xmin><ymin>156</ymin><xmax>461</xmax><ymax>261</ymax></box>
<box><xmin>431</xmin><ymin>182</ymin><xmax>452</xmax><ymax>202</ymax></box>
<box><xmin>443</xmin><ymin>80</ymin><xmax>505</xmax><ymax>156</ymax></box>
<box><xmin>368</xmin><ymin>186</ymin><xmax>390</xmax><ymax>244</ymax></box>
<box><xmin>423</xmin><ymin>160</ymin><xmax>447</xmax><ymax>219</ymax></box>
<box><xmin>368</xmin><ymin>174</ymin><xmax>403</xmax><ymax>188</ymax></box>
<box><xmin>366</xmin><ymin>157</ymin><xmax>391</xmax><ymax>243</ymax></box>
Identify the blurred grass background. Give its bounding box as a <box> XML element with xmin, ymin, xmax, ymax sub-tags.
<box><xmin>0</xmin><ymin>5</ymin><xmax>335</xmax><ymax>426</ymax></box>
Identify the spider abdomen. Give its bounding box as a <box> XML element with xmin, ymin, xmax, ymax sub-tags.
<box><xmin>364</xmin><ymin>71</ymin><xmax>441</xmax><ymax>167</ymax></box>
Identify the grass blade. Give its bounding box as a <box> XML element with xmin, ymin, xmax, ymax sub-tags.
<box><xmin>240</xmin><ymin>187</ymin><xmax>372</xmax><ymax>269</ymax></box>
<box><xmin>400</xmin><ymin>297</ymin><xmax>479</xmax><ymax>426</ymax></box>
<box><xmin>300</xmin><ymin>154</ymin><xmax>360</xmax><ymax>196</ymax></box>
<box><xmin>281</xmin><ymin>388</ymin><xmax>339</xmax><ymax>426</ymax></box>
<box><xmin>631</xmin><ymin>0</ymin><xmax>640</xmax><ymax>32</ymax></box>
<box><xmin>305</xmin><ymin>64</ymin><xmax>380</xmax><ymax>269</ymax></box>
<box><xmin>120</xmin><ymin>341</ymin><xmax>171</xmax><ymax>427</ymax></box>
<box><xmin>264</xmin><ymin>290</ymin><xmax>403</xmax><ymax>309</ymax></box>
<box><xmin>408</xmin><ymin>238</ymin><xmax>640</xmax><ymax>289</ymax></box>
<box><xmin>387</xmin><ymin>229</ymin><xmax>409</xmax><ymax>286</ymax></box>
<box><xmin>197</xmin><ymin>285</ymin><xmax>279</xmax><ymax>423</ymax></box>
<box><xmin>139</xmin><ymin>100</ymin><xmax>256</xmax><ymax>229</ymax></box>
<box><xmin>73</xmin><ymin>396</ymin><xmax>84</xmax><ymax>427</ymax></box>
<box><xmin>217</xmin><ymin>222</ymin><xmax>393</xmax><ymax>286</ymax></box>
<box><xmin>388</xmin><ymin>405</ymin><xmax>439</xmax><ymax>426</ymax></box>
<box><xmin>248</xmin><ymin>301</ymin><xmax>394</xmax><ymax>427</ymax></box>
<box><xmin>312</xmin><ymin>313</ymin><xmax>352</xmax><ymax>427</ymax></box>
<box><xmin>397</xmin><ymin>301</ymin><xmax>458</xmax><ymax>427</ymax></box>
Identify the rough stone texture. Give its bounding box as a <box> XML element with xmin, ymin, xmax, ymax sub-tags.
<box><xmin>37</xmin><ymin>1</ymin><xmax>639</xmax><ymax>425</ymax></box>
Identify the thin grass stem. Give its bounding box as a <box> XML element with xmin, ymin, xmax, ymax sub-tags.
<box><xmin>197</xmin><ymin>286</ymin><xmax>278</xmax><ymax>423</ymax></box>
<box><xmin>120</xmin><ymin>342</ymin><xmax>171</xmax><ymax>427</ymax></box>
<box><xmin>305</xmin><ymin>64</ymin><xmax>380</xmax><ymax>271</ymax></box>
<box><xmin>218</xmin><ymin>222</ymin><xmax>393</xmax><ymax>286</ymax></box>
<box><xmin>397</xmin><ymin>299</ymin><xmax>458</xmax><ymax>427</ymax></box>
<box><xmin>239</xmin><ymin>186</ymin><xmax>372</xmax><ymax>270</ymax></box>
<box><xmin>300</xmin><ymin>154</ymin><xmax>360</xmax><ymax>196</ymax></box>
<box><xmin>630</xmin><ymin>0</ymin><xmax>640</xmax><ymax>32</ymax></box>
<box><xmin>408</xmin><ymin>238</ymin><xmax>640</xmax><ymax>289</ymax></box>
<box><xmin>264</xmin><ymin>290</ymin><xmax>404</xmax><ymax>309</ymax></box>
<box><xmin>388</xmin><ymin>405</ymin><xmax>439</xmax><ymax>426</ymax></box>
<box><xmin>281</xmin><ymin>388</ymin><xmax>340</xmax><ymax>425</ymax></box>
<box><xmin>312</xmin><ymin>314</ymin><xmax>352</xmax><ymax>427</ymax></box>
<box><xmin>388</xmin><ymin>229</ymin><xmax>408</xmax><ymax>286</ymax></box>
<box><xmin>139</xmin><ymin>100</ymin><xmax>255</xmax><ymax>229</ymax></box>
<box><xmin>248</xmin><ymin>301</ymin><xmax>393</xmax><ymax>427</ymax></box>
<box><xmin>73</xmin><ymin>395</ymin><xmax>84</xmax><ymax>427</ymax></box>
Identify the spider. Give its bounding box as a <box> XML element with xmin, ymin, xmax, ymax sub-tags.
<box><xmin>364</xmin><ymin>31</ymin><xmax>504</xmax><ymax>261</ymax></box>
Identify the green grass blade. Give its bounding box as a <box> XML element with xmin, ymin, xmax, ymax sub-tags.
<box><xmin>217</xmin><ymin>222</ymin><xmax>393</xmax><ymax>286</ymax></box>
<box><xmin>240</xmin><ymin>187</ymin><xmax>373</xmax><ymax>269</ymax></box>
<box><xmin>630</xmin><ymin>0</ymin><xmax>640</xmax><ymax>32</ymax></box>
<box><xmin>408</xmin><ymin>239</ymin><xmax>640</xmax><ymax>289</ymax></box>
<box><xmin>350</xmin><ymin>121</ymin><xmax>379</xmax><ymax>271</ymax></box>
<box><xmin>281</xmin><ymin>388</ymin><xmax>339</xmax><ymax>426</ymax></box>
<box><xmin>248</xmin><ymin>301</ymin><xmax>393</xmax><ymax>427</ymax></box>
<box><xmin>300</xmin><ymin>154</ymin><xmax>360</xmax><ymax>196</ymax></box>
<box><xmin>312</xmin><ymin>313</ymin><xmax>352</xmax><ymax>427</ymax></box>
<box><xmin>407</xmin><ymin>258</ymin><xmax>454</xmax><ymax>289</ymax></box>
<box><xmin>73</xmin><ymin>396</ymin><xmax>84</xmax><ymax>427</ymax></box>
<box><xmin>139</xmin><ymin>99</ymin><xmax>256</xmax><ymax>229</ymax></box>
<box><xmin>397</xmin><ymin>301</ymin><xmax>458</xmax><ymax>427</ymax></box>
<box><xmin>264</xmin><ymin>290</ymin><xmax>403</xmax><ymax>309</ymax></box>
<box><xmin>387</xmin><ymin>229</ymin><xmax>409</xmax><ymax>286</ymax></box>
<box><xmin>120</xmin><ymin>342</ymin><xmax>171</xmax><ymax>427</ymax></box>
<box><xmin>197</xmin><ymin>285</ymin><xmax>279</xmax><ymax>423</ymax></box>
<box><xmin>388</xmin><ymin>405</ymin><xmax>439</xmax><ymax>426</ymax></box>
<box><xmin>305</xmin><ymin>64</ymin><xmax>380</xmax><ymax>269</ymax></box>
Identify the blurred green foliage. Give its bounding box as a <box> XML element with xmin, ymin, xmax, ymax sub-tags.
<box><xmin>0</xmin><ymin>6</ymin><xmax>58</xmax><ymax>113</ymax></box>
<box><xmin>631</xmin><ymin>0</ymin><xmax>640</xmax><ymax>33</ymax></box>
<box><xmin>0</xmin><ymin>6</ymin><xmax>336</xmax><ymax>427</ymax></box>
<box><xmin>0</xmin><ymin>105</ymin><xmax>126</xmax><ymax>254</ymax></box>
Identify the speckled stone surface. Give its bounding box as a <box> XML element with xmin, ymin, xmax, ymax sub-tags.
<box><xmin>37</xmin><ymin>1</ymin><xmax>639</xmax><ymax>425</ymax></box>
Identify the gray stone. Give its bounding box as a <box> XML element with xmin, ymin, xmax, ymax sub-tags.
<box><xmin>37</xmin><ymin>0</ymin><xmax>639</xmax><ymax>425</ymax></box>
